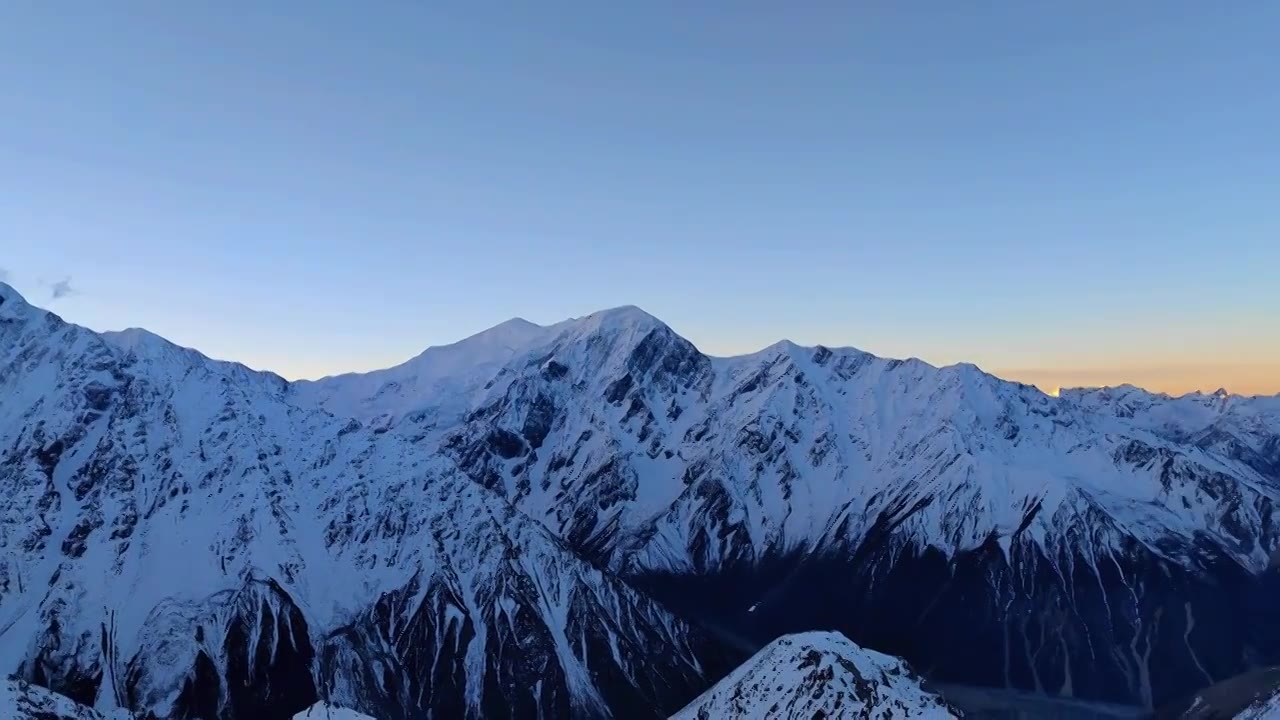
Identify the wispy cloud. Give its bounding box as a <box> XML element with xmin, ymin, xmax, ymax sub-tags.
<box><xmin>49</xmin><ymin>277</ymin><xmax>77</xmax><ymax>300</ymax></box>
<box><xmin>0</xmin><ymin>267</ymin><xmax>8</xmax><ymax>283</ymax></box>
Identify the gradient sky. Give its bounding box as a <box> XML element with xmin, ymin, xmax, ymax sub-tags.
<box><xmin>2</xmin><ymin>3</ymin><xmax>1278</xmax><ymax>394</ymax></box>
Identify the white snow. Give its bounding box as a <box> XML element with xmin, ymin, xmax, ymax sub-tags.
<box><xmin>3</xmin><ymin>278</ymin><xmax>1278</xmax><ymax>717</ymax></box>
<box><xmin>1</xmin><ymin>678</ymin><xmax>135</xmax><ymax>719</ymax></box>
<box><xmin>279</xmin><ymin>289</ymin><xmax>1280</xmax><ymax>587</ymax></box>
<box><xmin>292</xmin><ymin>701</ymin><xmax>379</xmax><ymax>720</ymax></box>
<box><xmin>1237</xmin><ymin>692</ymin><xmax>1280</xmax><ymax>719</ymax></box>
<box><xmin>670</xmin><ymin>631</ymin><xmax>959</xmax><ymax>719</ymax></box>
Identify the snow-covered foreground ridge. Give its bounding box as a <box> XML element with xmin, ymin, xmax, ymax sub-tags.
<box><xmin>2</xmin><ymin>678</ymin><xmax>134</xmax><ymax>720</ymax></box>
<box><xmin>3</xmin><ymin>281</ymin><xmax>1280</xmax><ymax>714</ymax></box>
<box><xmin>293</xmin><ymin>702</ymin><xmax>379</xmax><ymax>720</ymax></box>
<box><xmin>1237</xmin><ymin>693</ymin><xmax>1280</xmax><ymax>720</ymax></box>
<box><xmin>670</xmin><ymin>631</ymin><xmax>958</xmax><ymax>719</ymax></box>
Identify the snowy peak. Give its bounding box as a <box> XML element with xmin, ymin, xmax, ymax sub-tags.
<box><xmin>99</xmin><ymin>326</ymin><xmax>199</xmax><ymax>359</ymax></box>
<box><xmin>560</xmin><ymin>304</ymin><xmax>668</xmax><ymax>336</ymax></box>
<box><xmin>0</xmin><ymin>280</ymin><xmax>28</xmax><ymax>303</ymax></box>
<box><xmin>0</xmin><ymin>281</ymin><xmax>39</xmax><ymax>321</ymax></box>
<box><xmin>292</xmin><ymin>304</ymin><xmax>694</xmax><ymax>431</ymax></box>
<box><xmin>670</xmin><ymin>632</ymin><xmax>959</xmax><ymax>719</ymax></box>
<box><xmin>408</xmin><ymin>315</ymin><xmax>549</xmax><ymax>361</ymax></box>
<box><xmin>1060</xmin><ymin>383</ymin><xmax>1280</xmax><ymax>459</ymax></box>
<box><xmin>288</xmin><ymin>316</ymin><xmax>554</xmax><ymax>426</ymax></box>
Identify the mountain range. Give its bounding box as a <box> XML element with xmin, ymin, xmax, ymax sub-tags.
<box><xmin>3</xmin><ymin>281</ymin><xmax>1278</xmax><ymax>718</ymax></box>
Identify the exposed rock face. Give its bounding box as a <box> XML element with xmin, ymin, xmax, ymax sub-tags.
<box><xmin>670</xmin><ymin>631</ymin><xmax>959</xmax><ymax>719</ymax></box>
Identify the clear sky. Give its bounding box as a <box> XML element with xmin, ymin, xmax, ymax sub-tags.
<box><xmin>2</xmin><ymin>2</ymin><xmax>1277</xmax><ymax>395</ymax></box>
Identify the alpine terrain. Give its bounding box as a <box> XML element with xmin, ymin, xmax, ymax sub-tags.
<box><xmin>3</xmin><ymin>281</ymin><xmax>1280</xmax><ymax>717</ymax></box>
<box><xmin>0</xmin><ymin>284</ymin><xmax>731</xmax><ymax>719</ymax></box>
<box><xmin>296</xmin><ymin>304</ymin><xmax>1280</xmax><ymax>709</ymax></box>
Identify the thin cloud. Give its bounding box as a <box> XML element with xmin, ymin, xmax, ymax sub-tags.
<box><xmin>49</xmin><ymin>278</ymin><xmax>77</xmax><ymax>300</ymax></box>
<box><xmin>0</xmin><ymin>267</ymin><xmax>8</xmax><ymax>283</ymax></box>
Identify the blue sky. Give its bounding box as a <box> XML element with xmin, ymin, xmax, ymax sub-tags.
<box><xmin>2</xmin><ymin>3</ymin><xmax>1277</xmax><ymax>392</ymax></box>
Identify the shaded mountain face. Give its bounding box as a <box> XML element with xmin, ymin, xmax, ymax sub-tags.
<box><xmin>0</xmin><ymin>285</ymin><xmax>731</xmax><ymax>720</ymax></box>
<box><xmin>300</xmin><ymin>305</ymin><xmax>1280</xmax><ymax>709</ymax></box>
<box><xmin>669</xmin><ymin>631</ymin><xmax>958</xmax><ymax>719</ymax></box>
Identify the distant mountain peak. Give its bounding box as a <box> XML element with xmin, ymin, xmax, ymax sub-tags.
<box><xmin>414</xmin><ymin>315</ymin><xmax>550</xmax><ymax>357</ymax></box>
<box><xmin>101</xmin><ymin>326</ymin><xmax>175</xmax><ymax>351</ymax></box>
<box><xmin>581</xmin><ymin>304</ymin><xmax>656</xmax><ymax>321</ymax></box>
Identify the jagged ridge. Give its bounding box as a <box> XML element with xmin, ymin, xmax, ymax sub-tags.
<box><xmin>300</xmin><ymin>302</ymin><xmax>1280</xmax><ymax>708</ymax></box>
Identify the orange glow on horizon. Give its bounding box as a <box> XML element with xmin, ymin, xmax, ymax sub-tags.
<box><xmin>996</xmin><ymin>364</ymin><xmax>1280</xmax><ymax>398</ymax></box>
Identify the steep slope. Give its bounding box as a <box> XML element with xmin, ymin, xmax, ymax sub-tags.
<box><xmin>0</xmin><ymin>284</ymin><xmax>729</xmax><ymax>719</ymax></box>
<box><xmin>670</xmin><ymin>631</ymin><xmax>958</xmax><ymax>719</ymax></box>
<box><xmin>302</xmin><ymin>307</ymin><xmax>1280</xmax><ymax>708</ymax></box>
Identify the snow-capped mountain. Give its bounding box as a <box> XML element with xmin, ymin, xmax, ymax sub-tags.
<box><xmin>6</xmin><ymin>282</ymin><xmax>1279</xmax><ymax>715</ymax></box>
<box><xmin>0</xmin><ymin>284</ymin><xmax>730</xmax><ymax>719</ymax></box>
<box><xmin>1062</xmin><ymin>385</ymin><xmax>1280</xmax><ymax>479</ymax></box>
<box><xmin>290</xmin><ymin>317</ymin><xmax>557</xmax><ymax>434</ymax></box>
<box><xmin>299</xmin><ymin>305</ymin><xmax>1280</xmax><ymax>708</ymax></box>
<box><xmin>669</xmin><ymin>631</ymin><xmax>958</xmax><ymax>719</ymax></box>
